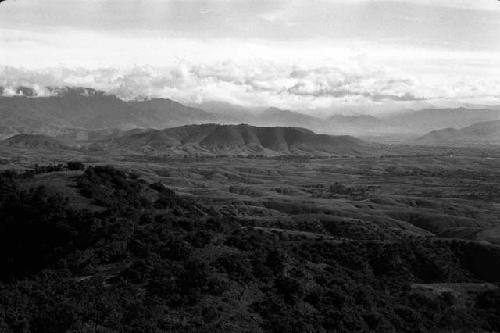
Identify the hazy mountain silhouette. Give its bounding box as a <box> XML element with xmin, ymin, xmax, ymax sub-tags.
<box><xmin>0</xmin><ymin>88</ymin><xmax>214</xmax><ymax>133</ymax></box>
<box><xmin>190</xmin><ymin>101</ymin><xmax>261</xmax><ymax>123</ymax></box>
<box><xmin>416</xmin><ymin>120</ymin><xmax>500</xmax><ymax>146</ymax></box>
<box><xmin>192</xmin><ymin>103</ymin><xmax>325</xmax><ymax>128</ymax></box>
<box><xmin>386</xmin><ymin>108</ymin><xmax>500</xmax><ymax>134</ymax></box>
<box><xmin>0</xmin><ymin>88</ymin><xmax>142</xmax><ymax>131</ymax></box>
<box><xmin>194</xmin><ymin>104</ymin><xmax>500</xmax><ymax>136</ymax></box>
<box><xmin>255</xmin><ymin>107</ymin><xmax>321</xmax><ymax>128</ymax></box>
<box><xmin>128</xmin><ymin>98</ymin><xmax>216</xmax><ymax>128</ymax></box>
<box><xmin>326</xmin><ymin>114</ymin><xmax>387</xmax><ymax>135</ymax></box>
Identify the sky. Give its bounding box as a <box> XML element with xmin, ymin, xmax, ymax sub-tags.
<box><xmin>0</xmin><ymin>0</ymin><xmax>499</xmax><ymax>114</ymax></box>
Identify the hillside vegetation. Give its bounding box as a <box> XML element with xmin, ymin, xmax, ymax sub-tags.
<box><xmin>1</xmin><ymin>165</ymin><xmax>500</xmax><ymax>332</ymax></box>
<box><xmin>96</xmin><ymin>123</ymin><xmax>372</xmax><ymax>156</ymax></box>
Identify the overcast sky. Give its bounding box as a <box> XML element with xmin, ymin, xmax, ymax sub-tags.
<box><xmin>0</xmin><ymin>0</ymin><xmax>499</xmax><ymax>113</ymax></box>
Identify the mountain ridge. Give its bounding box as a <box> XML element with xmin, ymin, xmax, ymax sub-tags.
<box><xmin>96</xmin><ymin>123</ymin><xmax>371</xmax><ymax>156</ymax></box>
<box><xmin>2</xmin><ymin>87</ymin><xmax>500</xmax><ymax>141</ymax></box>
<box><xmin>0</xmin><ymin>88</ymin><xmax>214</xmax><ymax>133</ymax></box>
<box><xmin>416</xmin><ymin>120</ymin><xmax>500</xmax><ymax>146</ymax></box>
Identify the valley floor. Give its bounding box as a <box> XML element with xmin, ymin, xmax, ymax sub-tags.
<box><xmin>2</xmin><ymin>146</ymin><xmax>500</xmax><ymax>332</ymax></box>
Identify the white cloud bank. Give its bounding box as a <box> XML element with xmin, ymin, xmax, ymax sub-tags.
<box><xmin>2</xmin><ymin>57</ymin><xmax>499</xmax><ymax>114</ymax></box>
<box><xmin>1</xmin><ymin>26</ymin><xmax>499</xmax><ymax>114</ymax></box>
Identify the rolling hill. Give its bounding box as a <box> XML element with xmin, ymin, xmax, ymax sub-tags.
<box><xmin>1</xmin><ymin>134</ymin><xmax>69</xmax><ymax>150</ymax></box>
<box><xmin>416</xmin><ymin>120</ymin><xmax>500</xmax><ymax>146</ymax></box>
<box><xmin>98</xmin><ymin>123</ymin><xmax>372</xmax><ymax>156</ymax></box>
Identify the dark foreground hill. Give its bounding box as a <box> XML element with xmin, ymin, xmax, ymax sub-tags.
<box><xmin>1</xmin><ymin>165</ymin><xmax>500</xmax><ymax>332</ymax></box>
<box><xmin>99</xmin><ymin>123</ymin><xmax>372</xmax><ymax>156</ymax></box>
<box><xmin>416</xmin><ymin>120</ymin><xmax>500</xmax><ymax>146</ymax></box>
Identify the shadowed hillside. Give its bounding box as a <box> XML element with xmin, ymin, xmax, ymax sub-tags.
<box><xmin>1</xmin><ymin>165</ymin><xmax>500</xmax><ymax>332</ymax></box>
<box><xmin>99</xmin><ymin>123</ymin><xmax>372</xmax><ymax>156</ymax></box>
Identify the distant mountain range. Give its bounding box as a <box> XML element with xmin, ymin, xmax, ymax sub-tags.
<box><xmin>192</xmin><ymin>103</ymin><xmax>500</xmax><ymax>137</ymax></box>
<box><xmin>1</xmin><ymin>87</ymin><xmax>500</xmax><ymax>145</ymax></box>
<box><xmin>0</xmin><ymin>87</ymin><xmax>214</xmax><ymax>134</ymax></box>
<box><xmin>416</xmin><ymin>120</ymin><xmax>500</xmax><ymax>146</ymax></box>
<box><xmin>386</xmin><ymin>108</ymin><xmax>500</xmax><ymax>133</ymax></box>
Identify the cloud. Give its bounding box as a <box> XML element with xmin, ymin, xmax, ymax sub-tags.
<box><xmin>1</xmin><ymin>59</ymin><xmax>499</xmax><ymax>113</ymax></box>
<box><xmin>1</xmin><ymin>0</ymin><xmax>499</xmax><ymax>116</ymax></box>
